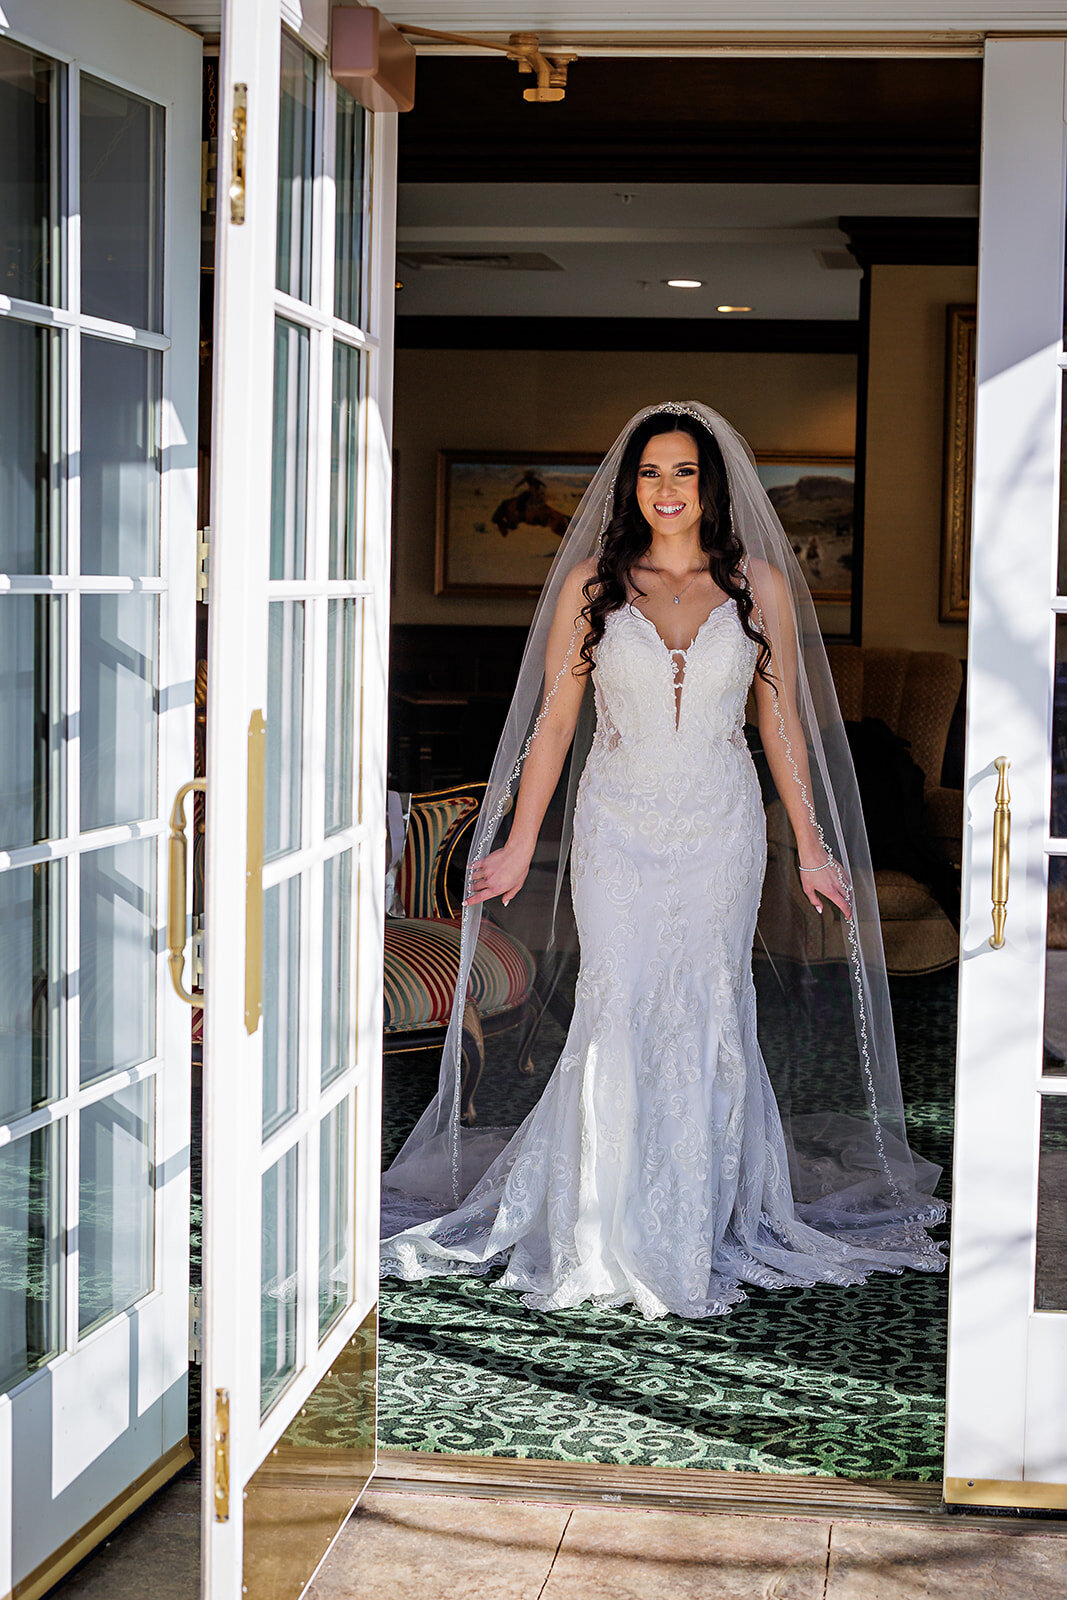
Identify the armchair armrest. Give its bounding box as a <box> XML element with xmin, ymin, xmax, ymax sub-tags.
<box><xmin>923</xmin><ymin>785</ymin><xmax>963</xmax><ymax>867</ymax></box>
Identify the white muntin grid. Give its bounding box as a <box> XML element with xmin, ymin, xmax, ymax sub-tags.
<box><xmin>237</xmin><ymin>23</ymin><xmax>391</xmax><ymax>1474</ymax></box>
<box><xmin>0</xmin><ymin>34</ymin><xmax>196</xmax><ymax>1393</ymax></box>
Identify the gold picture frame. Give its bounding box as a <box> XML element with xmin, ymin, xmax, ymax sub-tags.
<box><xmin>940</xmin><ymin>304</ymin><xmax>976</xmax><ymax>623</ymax></box>
<box><xmin>435</xmin><ymin>449</ymin><xmax>602</xmax><ymax>598</ymax></box>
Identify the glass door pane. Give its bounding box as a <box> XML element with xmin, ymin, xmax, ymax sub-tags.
<box><xmin>202</xmin><ymin>10</ymin><xmax>394</xmax><ymax>1593</ymax></box>
<box><xmin>0</xmin><ymin>3</ymin><xmax>201</xmax><ymax>1593</ymax></box>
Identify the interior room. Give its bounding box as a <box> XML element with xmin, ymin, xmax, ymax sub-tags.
<box><xmin>376</xmin><ymin>48</ymin><xmax>977</xmax><ymax>1484</ymax></box>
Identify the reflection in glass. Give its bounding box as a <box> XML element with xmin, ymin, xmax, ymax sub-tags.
<box><xmin>325</xmin><ymin>600</ymin><xmax>355</xmax><ymax>834</ymax></box>
<box><xmin>243</xmin><ymin>1314</ymin><xmax>375</xmax><ymax>1593</ymax></box>
<box><xmin>0</xmin><ymin>597</ymin><xmax>63</xmax><ymax>850</ymax></box>
<box><xmin>81</xmin><ymin>595</ymin><xmax>157</xmax><ymax>832</ymax></box>
<box><xmin>1036</xmin><ymin>1095</ymin><xmax>1067</xmax><ymax>1308</ymax></box>
<box><xmin>0</xmin><ymin>321</ymin><xmax>56</xmax><ymax>574</ymax></box>
<box><xmin>330</xmin><ymin>342</ymin><xmax>361</xmax><ymax>579</ymax></box>
<box><xmin>270</xmin><ymin>319</ymin><xmax>310</xmax><ymax>581</ymax></box>
<box><xmin>81</xmin><ymin>74</ymin><xmax>163</xmax><ymax>331</ymax></box>
<box><xmin>319</xmin><ymin>1099</ymin><xmax>351</xmax><ymax>1338</ymax></box>
<box><xmin>265</xmin><ymin>601</ymin><xmax>304</xmax><ymax>859</ymax></box>
<box><xmin>263</xmin><ymin>877</ymin><xmax>300</xmax><ymax>1138</ymax></box>
<box><xmin>0</xmin><ymin>863</ymin><xmax>64</xmax><ymax>1124</ymax></box>
<box><xmin>276</xmin><ymin>34</ymin><xmax>315</xmax><ymax>303</ymax></box>
<box><xmin>261</xmin><ymin>1147</ymin><xmax>298</xmax><ymax>1414</ymax></box>
<box><xmin>0</xmin><ymin>1125</ymin><xmax>61</xmax><ymax>1395</ymax></box>
<box><xmin>0</xmin><ymin>40</ymin><xmax>56</xmax><ymax>305</ymax></box>
<box><xmin>334</xmin><ymin>87</ymin><xmax>366</xmax><ymax>327</ymax></box>
<box><xmin>79</xmin><ymin>1079</ymin><xmax>154</xmax><ymax>1334</ymax></box>
<box><xmin>81</xmin><ymin>839</ymin><xmax>155</xmax><ymax>1085</ymax></box>
<box><xmin>321</xmin><ymin>852</ymin><xmax>352</xmax><ymax>1089</ymax></box>
<box><xmin>81</xmin><ymin>338</ymin><xmax>161</xmax><ymax>576</ymax></box>
<box><xmin>1045</xmin><ymin>855</ymin><xmax>1067</xmax><ymax>1076</ymax></box>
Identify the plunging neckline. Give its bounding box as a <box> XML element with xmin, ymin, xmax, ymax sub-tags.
<box><xmin>625</xmin><ymin>595</ymin><xmax>735</xmax><ymax>657</ymax></box>
<box><xmin>622</xmin><ymin>598</ymin><xmax>737</xmax><ymax>733</ymax></box>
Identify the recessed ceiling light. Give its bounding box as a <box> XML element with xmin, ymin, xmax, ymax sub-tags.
<box><xmin>665</xmin><ymin>278</ymin><xmax>702</xmax><ymax>289</ymax></box>
<box><xmin>717</xmin><ymin>304</ymin><xmax>752</xmax><ymax>313</ymax></box>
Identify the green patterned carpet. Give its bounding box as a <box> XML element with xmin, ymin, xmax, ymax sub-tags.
<box><xmin>378</xmin><ymin>967</ymin><xmax>955</xmax><ymax>1480</ymax></box>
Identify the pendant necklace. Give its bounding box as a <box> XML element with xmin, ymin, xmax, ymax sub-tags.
<box><xmin>651</xmin><ymin>564</ymin><xmax>703</xmax><ymax>605</ymax></box>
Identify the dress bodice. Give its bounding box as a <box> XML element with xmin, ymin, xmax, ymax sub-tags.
<box><xmin>592</xmin><ymin>600</ymin><xmax>757</xmax><ymax>758</ymax></box>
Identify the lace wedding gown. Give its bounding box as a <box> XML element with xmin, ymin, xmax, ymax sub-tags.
<box><xmin>380</xmin><ymin>598</ymin><xmax>940</xmax><ymax>1319</ymax></box>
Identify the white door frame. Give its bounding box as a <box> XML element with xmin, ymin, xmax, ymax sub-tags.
<box><xmin>0</xmin><ymin>1</ymin><xmax>201</xmax><ymax>1594</ymax></box>
<box><xmin>202</xmin><ymin>0</ymin><xmax>395</xmax><ymax>1592</ymax></box>
<box><xmin>945</xmin><ymin>34</ymin><xmax>1067</xmax><ymax>1509</ymax></box>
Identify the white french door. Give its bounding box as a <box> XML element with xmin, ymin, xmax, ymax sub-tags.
<box><xmin>0</xmin><ymin>1</ymin><xmax>201</xmax><ymax>1595</ymax></box>
<box><xmin>202</xmin><ymin>1</ymin><xmax>395</xmax><ymax>1594</ymax></box>
<box><xmin>946</xmin><ymin>35</ymin><xmax>1067</xmax><ymax>1511</ymax></box>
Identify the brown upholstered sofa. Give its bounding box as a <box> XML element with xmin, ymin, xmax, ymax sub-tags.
<box><xmin>758</xmin><ymin>645</ymin><xmax>963</xmax><ymax>976</ymax></box>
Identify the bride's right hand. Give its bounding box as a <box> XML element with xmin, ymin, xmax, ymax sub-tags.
<box><xmin>464</xmin><ymin>841</ymin><xmax>532</xmax><ymax>908</ymax></box>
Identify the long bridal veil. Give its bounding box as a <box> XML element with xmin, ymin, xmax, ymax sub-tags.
<box><xmin>381</xmin><ymin>401</ymin><xmax>946</xmax><ymax>1266</ymax></box>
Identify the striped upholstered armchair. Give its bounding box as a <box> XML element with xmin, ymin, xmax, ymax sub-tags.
<box><xmin>382</xmin><ymin>783</ymin><xmax>536</xmax><ymax>1123</ymax></box>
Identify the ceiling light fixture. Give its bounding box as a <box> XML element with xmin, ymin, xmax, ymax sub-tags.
<box><xmin>665</xmin><ymin>278</ymin><xmax>702</xmax><ymax>290</ymax></box>
<box><xmin>717</xmin><ymin>304</ymin><xmax>752</xmax><ymax>313</ymax></box>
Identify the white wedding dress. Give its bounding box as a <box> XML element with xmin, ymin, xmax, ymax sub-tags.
<box><xmin>380</xmin><ymin>598</ymin><xmax>939</xmax><ymax>1319</ymax></box>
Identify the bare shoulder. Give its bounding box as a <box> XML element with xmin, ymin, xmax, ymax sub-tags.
<box><xmin>745</xmin><ymin>556</ymin><xmax>790</xmax><ymax>603</ymax></box>
<box><xmin>555</xmin><ymin>557</ymin><xmax>599</xmax><ymax>615</ymax></box>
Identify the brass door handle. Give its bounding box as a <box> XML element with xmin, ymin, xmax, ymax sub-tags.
<box><xmin>245</xmin><ymin>709</ymin><xmax>266</xmax><ymax>1035</ymax></box>
<box><xmin>990</xmin><ymin>756</ymin><xmax>1011</xmax><ymax>949</ymax></box>
<box><xmin>168</xmin><ymin>777</ymin><xmax>207</xmax><ymax>1003</ymax></box>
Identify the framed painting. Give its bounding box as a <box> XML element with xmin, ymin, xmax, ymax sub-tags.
<box><xmin>435</xmin><ymin>450</ymin><xmax>602</xmax><ymax>597</ymax></box>
<box><xmin>940</xmin><ymin>304</ymin><xmax>976</xmax><ymax>623</ymax></box>
<box><xmin>755</xmin><ymin>453</ymin><xmax>856</xmax><ymax>603</ymax></box>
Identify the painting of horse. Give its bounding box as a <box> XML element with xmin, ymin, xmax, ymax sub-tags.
<box><xmin>436</xmin><ymin>450</ymin><xmax>602</xmax><ymax>596</ymax></box>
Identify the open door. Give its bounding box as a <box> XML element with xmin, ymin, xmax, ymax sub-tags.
<box><xmin>946</xmin><ymin>35</ymin><xmax>1067</xmax><ymax>1511</ymax></box>
<box><xmin>0</xmin><ymin>1</ymin><xmax>200</xmax><ymax>1595</ymax></box>
<box><xmin>201</xmin><ymin>1</ymin><xmax>396</xmax><ymax>1594</ymax></box>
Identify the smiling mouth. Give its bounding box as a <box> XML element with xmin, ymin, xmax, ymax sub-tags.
<box><xmin>654</xmin><ymin>503</ymin><xmax>686</xmax><ymax>517</ymax></box>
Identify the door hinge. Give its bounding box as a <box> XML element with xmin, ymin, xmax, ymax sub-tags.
<box><xmin>189</xmin><ymin>1286</ymin><xmax>202</xmax><ymax>1363</ymax></box>
<box><xmin>214</xmin><ymin>1388</ymin><xmax>231</xmax><ymax>1522</ymax></box>
<box><xmin>197</xmin><ymin>527</ymin><xmax>211</xmax><ymax>602</ymax></box>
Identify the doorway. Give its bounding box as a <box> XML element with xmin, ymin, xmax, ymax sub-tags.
<box><xmin>379</xmin><ymin>47</ymin><xmax>976</xmax><ymax>1486</ymax></box>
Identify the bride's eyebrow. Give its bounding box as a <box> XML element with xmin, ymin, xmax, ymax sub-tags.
<box><xmin>640</xmin><ymin>459</ymin><xmax>699</xmax><ymax>469</ymax></box>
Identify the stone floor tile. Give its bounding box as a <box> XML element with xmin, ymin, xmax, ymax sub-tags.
<box><xmin>539</xmin><ymin>1505</ymin><xmax>831</xmax><ymax>1600</ymax></box>
<box><xmin>307</xmin><ymin>1490</ymin><xmax>571</xmax><ymax>1600</ymax></box>
<box><xmin>49</xmin><ymin>1476</ymin><xmax>200</xmax><ymax>1600</ymax></box>
<box><xmin>825</xmin><ymin>1517</ymin><xmax>1067</xmax><ymax>1599</ymax></box>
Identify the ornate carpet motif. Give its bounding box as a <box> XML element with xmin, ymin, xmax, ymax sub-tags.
<box><xmin>378</xmin><ymin>968</ymin><xmax>955</xmax><ymax>1480</ymax></box>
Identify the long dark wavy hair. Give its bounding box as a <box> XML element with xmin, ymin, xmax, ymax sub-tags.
<box><xmin>577</xmin><ymin>409</ymin><xmax>774</xmax><ymax>687</ymax></box>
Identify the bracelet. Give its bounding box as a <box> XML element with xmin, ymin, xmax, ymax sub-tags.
<box><xmin>798</xmin><ymin>858</ymin><xmax>833</xmax><ymax>873</ymax></box>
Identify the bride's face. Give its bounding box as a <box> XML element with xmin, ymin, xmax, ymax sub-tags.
<box><xmin>635</xmin><ymin>431</ymin><xmax>703</xmax><ymax>540</ymax></box>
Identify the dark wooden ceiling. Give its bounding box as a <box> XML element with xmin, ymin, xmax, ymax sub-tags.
<box><xmin>398</xmin><ymin>55</ymin><xmax>982</xmax><ymax>185</ymax></box>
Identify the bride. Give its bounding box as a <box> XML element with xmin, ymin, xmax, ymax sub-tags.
<box><xmin>380</xmin><ymin>402</ymin><xmax>946</xmax><ymax>1320</ymax></box>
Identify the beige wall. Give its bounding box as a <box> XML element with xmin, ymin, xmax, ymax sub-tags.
<box><xmin>862</xmin><ymin>262</ymin><xmax>977</xmax><ymax>656</ymax></box>
<box><xmin>392</xmin><ymin>346</ymin><xmax>857</xmax><ymax>627</ymax></box>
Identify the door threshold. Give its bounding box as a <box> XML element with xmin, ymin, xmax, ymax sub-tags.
<box><xmin>376</xmin><ymin>1449</ymin><xmax>953</xmax><ymax>1525</ymax></box>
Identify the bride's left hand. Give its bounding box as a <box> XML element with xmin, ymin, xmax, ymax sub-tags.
<box><xmin>799</xmin><ymin>859</ymin><xmax>853</xmax><ymax>920</ymax></box>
